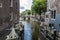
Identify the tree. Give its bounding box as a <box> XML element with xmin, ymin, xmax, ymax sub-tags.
<box><xmin>31</xmin><ymin>0</ymin><xmax>47</xmax><ymax>15</ymax></box>
<box><xmin>20</xmin><ymin>9</ymin><xmax>31</xmax><ymax>16</ymax></box>
<box><xmin>20</xmin><ymin>11</ymin><xmax>26</xmax><ymax>16</ymax></box>
<box><xmin>25</xmin><ymin>10</ymin><xmax>31</xmax><ymax>15</ymax></box>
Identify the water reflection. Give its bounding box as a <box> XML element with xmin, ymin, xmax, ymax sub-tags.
<box><xmin>22</xmin><ymin>21</ymin><xmax>33</xmax><ymax>40</ymax></box>
<box><xmin>21</xmin><ymin>21</ymin><xmax>40</xmax><ymax>40</ymax></box>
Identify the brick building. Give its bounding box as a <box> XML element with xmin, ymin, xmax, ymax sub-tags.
<box><xmin>47</xmin><ymin>0</ymin><xmax>56</xmax><ymax>11</ymax></box>
<box><xmin>0</xmin><ymin>0</ymin><xmax>19</xmax><ymax>31</ymax></box>
<box><xmin>46</xmin><ymin>0</ymin><xmax>60</xmax><ymax>40</ymax></box>
<box><xmin>47</xmin><ymin>0</ymin><xmax>60</xmax><ymax>13</ymax></box>
<box><xmin>55</xmin><ymin>0</ymin><xmax>60</xmax><ymax>13</ymax></box>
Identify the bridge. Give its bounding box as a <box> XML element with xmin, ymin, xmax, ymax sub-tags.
<box><xmin>20</xmin><ymin>15</ymin><xmax>40</xmax><ymax>21</ymax></box>
<box><xmin>20</xmin><ymin>15</ymin><xmax>35</xmax><ymax>20</ymax></box>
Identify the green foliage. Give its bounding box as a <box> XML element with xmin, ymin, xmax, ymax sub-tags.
<box><xmin>26</xmin><ymin>10</ymin><xmax>31</xmax><ymax>15</ymax></box>
<box><xmin>20</xmin><ymin>11</ymin><xmax>26</xmax><ymax>16</ymax></box>
<box><xmin>20</xmin><ymin>10</ymin><xmax>31</xmax><ymax>16</ymax></box>
<box><xmin>31</xmin><ymin>0</ymin><xmax>47</xmax><ymax>15</ymax></box>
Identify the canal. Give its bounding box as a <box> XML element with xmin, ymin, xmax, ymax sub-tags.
<box><xmin>21</xmin><ymin>21</ymin><xmax>32</xmax><ymax>40</ymax></box>
<box><xmin>21</xmin><ymin>20</ymin><xmax>41</xmax><ymax>40</ymax></box>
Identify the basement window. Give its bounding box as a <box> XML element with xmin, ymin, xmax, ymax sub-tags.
<box><xmin>0</xmin><ymin>3</ymin><xmax>2</xmax><ymax>8</ymax></box>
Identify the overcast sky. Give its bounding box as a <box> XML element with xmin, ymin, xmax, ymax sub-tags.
<box><xmin>20</xmin><ymin>0</ymin><xmax>33</xmax><ymax>13</ymax></box>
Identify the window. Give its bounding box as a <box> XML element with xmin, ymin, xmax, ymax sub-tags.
<box><xmin>51</xmin><ymin>10</ymin><xmax>56</xmax><ymax>19</ymax></box>
<box><xmin>10</xmin><ymin>0</ymin><xmax>13</xmax><ymax>7</ymax></box>
<box><xmin>49</xmin><ymin>23</ymin><xmax>54</xmax><ymax>27</ymax></box>
<box><xmin>10</xmin><ymin>7</ymin><xmax>13</xmax><ymax>13</ymax></box>
<box><xmin>16</xmin><ymin>2</ymin><xmax>17</xmax><ymax>9</ymax></box>
<box><xmin>0</xmin><ymin>3</ymin><xmax>2</xmax><ymax>8</ymax></box>
<box><xmin>54</xmin><ymin>10</ymin><xmax>56</xmax><ymax>19</ymax></box>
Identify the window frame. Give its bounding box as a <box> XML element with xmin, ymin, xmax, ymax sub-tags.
<box><xmin>0</xmin><ymin>3</ymin><xmax>2</xmax><ymax>8</ymax></box>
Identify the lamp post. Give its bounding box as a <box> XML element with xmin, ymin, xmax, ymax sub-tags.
<box><xmin>53</xmin><ymin>29</ymin><xmax>57</xmax><ymax>40</ymax></box>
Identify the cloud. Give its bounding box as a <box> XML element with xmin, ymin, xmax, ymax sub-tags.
<box><xmin>20</xmin><ymin>0</ymin><xmax>33</xmax><ymax>13</ymax></box>
<box><xmin>20</xmin><ymin>6</ymin><xmax>25</xmax><ymax>9</ymax></box>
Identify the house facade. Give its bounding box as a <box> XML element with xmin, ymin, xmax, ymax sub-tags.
<box><xmin>0</xmin><ymin>0</ymin><xmax>19</xmax><ymax>34</ymax></box>
<box><xmin>47</xmin><ymin>0</ymin><xmax>60</xmax><ymax>31</ymax></box>
<box><xmin>45</xmin><ymin>0</ymin><xmax>60</xmax><ymax>40</ymax></box>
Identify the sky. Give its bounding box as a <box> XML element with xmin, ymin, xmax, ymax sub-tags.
<box><xmin>20</xmin><ymin>0</ymin><xmax>33</xmax><ymax>13</ymax></box>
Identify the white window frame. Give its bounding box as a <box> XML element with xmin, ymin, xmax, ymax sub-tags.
<box><xmin>0</xmin><ymin>3</ymin><xmax>2</xmax><ymax>8</ymax></box>
<box><xmin>10</xmin><ymin>0</ymin><xmax>13</xmax><ymax>7</ymax></box>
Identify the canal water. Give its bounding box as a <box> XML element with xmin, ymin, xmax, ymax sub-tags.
<box><xmin>21</xmin><ymin>21</ymin><xmax>40</xmax><ymax>40</ymax></box>
<box><xmin>55</xmin><ymin>14</ymin><xmax>60</xmax><ymax>32</ymax></box>
<box><xmin>22</xmin><ymin>21</ymin><xmax>33</xmax><ymax>40</ymax></box>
